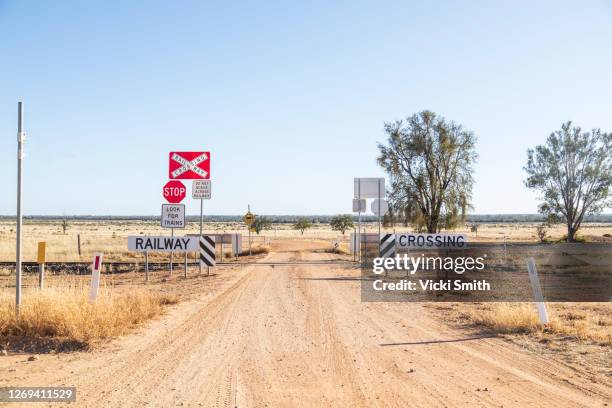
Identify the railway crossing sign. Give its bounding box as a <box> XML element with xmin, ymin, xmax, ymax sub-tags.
<box><xmin>163</xmin><ymin>180</ymin><xmax>186</xmax><ymax>203</ymax></box>
<box><xmin>192</xmin><ymin>179</ymin><xmax>211</xmax><ymax>199</ymax></box>
<box><xmin>243</xmin><ymin>211</ymin><xmax>255</xmax><ymax>225</ymax></box>
<box><xmin>161</xmin><ymin>204</ymin><xmax>185</xmax><ymax>228</ymax></box>
<box><xmin>200</xmin><ymin>235</ymin><xmax>216</xmax><ymax>267</ymax></box>
<box><xmin>169</xmin><ymin>151</ymin><xmax>210</xmax><ymax>179</ymax></box>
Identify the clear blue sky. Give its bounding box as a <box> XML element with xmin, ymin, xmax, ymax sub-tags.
<box><xmin>1</xmin><ymin>0</ymin><xmax>611</xmax><ymax>216</ymax></box>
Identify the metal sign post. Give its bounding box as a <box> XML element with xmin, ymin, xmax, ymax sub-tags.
<box><xmin>243</xmin><ymin>205</ymin><xmax>256</xmax><ymax>256</ymax></box>
<box><xmin>377</xmin><ymin>180</ymin><xmax>381</xmax><ymax>249</ymax></box>
<box><xmin>199</xmin><ymin>198</ymin><xmax>203</xmax><ymax>274</ymax></box>
<box><xmin>15</xmin><ymin>101</ymin><xmax>25</xmax><ymax>313</ymax></box>
<box><xmin>170</xmin><ymin>228</ymin><xmax>174</xmax><ymax>276</ymax></box>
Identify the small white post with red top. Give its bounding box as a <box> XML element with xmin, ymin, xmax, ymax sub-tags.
<box><xmin>89</xmin><ymin>253</ymin><xmax>104</xmax><ymax>303</ymax></box>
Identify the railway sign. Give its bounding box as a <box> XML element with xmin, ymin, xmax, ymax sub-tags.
<box><xmin>192</xmin><ymin>179</ymin><xmax>211</xmax><ymax>199</ymax></box>
<box><xmin>169</xmin><ymin>151</ymin><xmax>210</xmax><ymax>179</ymax></box>
<box><xmin>128</xmin><ymin>236</ymin><xmax>198</xmax><ymax>251</ymax></box>
<box><xmin>352</xmin><ymin>198</ymin><xmax>366</xmax><ymax>212</ymax></box>
<box><xmin>243</xmin><ymin>211</ymin><xmax>255</xmax><ymax>225</ymax></box>
<box><xmin>354</xmin><ymin>178</ymin><xmax>385</xmax><ymax>199</ymax></box>
<box><xmin>380</xmin><ymin>234</ymin><xmax>396</xmax><ymax>258</ymax></box>
<box><xmin>199</xmin><ymin>236</ymin><xmax>216</xmax><ymax>267</ymax></box>
<box><xmin>37</xmin><ymin>242</ymin><xmax>46</xmax><ymax>264</ymax></box>
<box><xmin>163</xmin><ymin>180</ymin><xmax>186</xmax><ymax>203</ymax></box>
<box><xmin>161</xmin><ymin>204</ymin><xmax>185</xmax><ymax>228</ymax></box>
<box><xmin>371</xmin><ymin>199</ymin><xmax>389</xmax><ymax>216</ymax></box>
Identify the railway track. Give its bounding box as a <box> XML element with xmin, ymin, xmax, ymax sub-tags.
<box><xmin>0</xmin><ymin>260</ymin><xmax>359</xmax><ymax>274</ymax></box>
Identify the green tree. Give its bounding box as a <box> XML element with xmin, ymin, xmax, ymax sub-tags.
<box><xmin>524</xmin><ymin>122</ymin><xmax>611</xmax><ymax>242</ymax></box>
<box><xmin>378</xmin><ymin>111</ymin><xmax>478</xmax><ymax>233</ymax></box>
<box><xmin>329</xmin><ymin>215</ymin><xmax>354</xmax><ymax>235</ymax></box>
<box><xmin>251</xmin><ymin>216</ymin><xmax>272</xmax><ymax>235</ymax></box>
<box><xmin>293</xmin><ymin>218</ymin><xmax>312</xmax><ymax>235</ymax></box>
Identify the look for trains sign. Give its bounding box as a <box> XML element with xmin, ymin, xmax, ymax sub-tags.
<box><xmin>169</xmin><ymin>152</ymin><xmax>211</xmax><ymax>179</ymax></box>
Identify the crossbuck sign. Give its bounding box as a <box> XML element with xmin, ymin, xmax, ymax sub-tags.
<box><xmin>169</xmin><ymin>151</ymin><xmax>211</xmax><ymax>179</ymax></box>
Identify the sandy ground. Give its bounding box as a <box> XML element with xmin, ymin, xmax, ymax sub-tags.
<box><xmin>0</xmin><ymin>239</ymin><xmax>610</xmax><ymax>407</ymax></box>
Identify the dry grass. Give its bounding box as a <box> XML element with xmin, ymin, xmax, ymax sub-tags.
<box><xmin>239</xmin><ymin>245</ymin><xmax>271</xmax><ymax>256</ymax></box>
<box><xmin>0</xmin><ymin>286</ymin><xmax>178</xmax><ymax>352</ymax></box>
<box><xmin>323</xmin><ymin>246</ymin><xmax>350</xmax><ymax>255</ymax></box>
<box><xmin>465</xmin><ymin>303</ymin><xmax>611</xmax><ymax>345</ymax></box>
<box><xmin>468</xmin><ymin>303</ymin><xmax>541</xmax><ymax>334</ymax></box>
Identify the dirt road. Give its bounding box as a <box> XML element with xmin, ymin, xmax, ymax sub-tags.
<box><xmin>1</xmin><ymin>239</ymin><xmax>610</xmax><ymax>407</ymax></box>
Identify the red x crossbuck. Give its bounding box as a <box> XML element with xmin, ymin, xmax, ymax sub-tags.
<box><xmin>168</xmin><ymin>151</ymin><xmax>210</xmax><ymax>179</ymax></box>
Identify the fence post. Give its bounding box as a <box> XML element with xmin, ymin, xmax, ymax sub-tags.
<box><xmin>184</xmin><ymin>251</ymin><xmax>188</xmax><ymax>279</ymax></box>
<box><xmin>145</xmin><ymin>251</ymin><xmax>149</xmax><ymax>282</ymax></box>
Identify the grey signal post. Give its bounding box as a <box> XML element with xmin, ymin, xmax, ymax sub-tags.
<box><xmin>15</xmin><ymin>102</ymin><xmax>25</xmax><ymax>313</ymax></box>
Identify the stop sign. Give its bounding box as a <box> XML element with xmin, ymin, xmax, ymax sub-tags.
<box><xmin>163</xmin><ymin>180</ymin><xmax>186</xmax><ymax>204</ymax></box>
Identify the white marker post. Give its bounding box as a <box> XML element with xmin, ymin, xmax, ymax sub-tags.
<box><xmin>89</xmin><ymin>253</ymin><xmax>103</xmax><ymax>303</ymax></box>
<box><xmin>526</xmin><ymin>258</ymin><xmax>549</xmax><ymax>324</ymax></box>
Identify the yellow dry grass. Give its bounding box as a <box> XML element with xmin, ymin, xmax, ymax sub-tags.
<box><xmin>0</xmin><ymin>285</ymin><xmax>177</xmax><ymax>351</ymax></box>
<box><xmin>466</xmin><ymin>302</ymin><xmax>611</xmax><ymax>345</ymax></box>
<box><xmin>239</xmin><ymin>245</ymin><xmax>271</xmax><ymax>256</ymax></box>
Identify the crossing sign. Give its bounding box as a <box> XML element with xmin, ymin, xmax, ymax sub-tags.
<box><xmin>169</xmin><ymin>152</ymin><xmax>210</xmax><ymax>179</ymax></box>
<box><xmin>243</xmin><ymin>212</ymin><xmax>255</xmax><ymax>225</ymax></box>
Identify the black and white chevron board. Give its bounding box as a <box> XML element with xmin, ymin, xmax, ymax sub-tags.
<box><xmin>199</xmin><ymin>235</ymin><xmax>216</xmax><ymax>267</ymax></box>
<box><xmin>379</xmin><ymin>233</ymin><xmax>396</xmax><ymax>258</ymax></box>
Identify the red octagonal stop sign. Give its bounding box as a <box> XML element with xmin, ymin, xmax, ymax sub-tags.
<box><xmin>163</xmin><ymin>180</ymin><xmax>186</xmax><ymax>204</ymax></box>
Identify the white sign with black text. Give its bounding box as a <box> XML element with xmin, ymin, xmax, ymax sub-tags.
<box><xmin>192</xmin><ymin>179</ymin><xmax>211</xmax><ymax>199</ymax></box>
<box><xmin>128</xmin><ymin>236</ymin><xmax>198</xmax><ymax>252</ymax></box>
<box><xmin>396</xmin><ymin>233</ymin><xmax>467</xmax><ymax>249</ymax></box>
<box><xmin>161</xmin><ymin>204</ymin><xmax>185</xmax><ymax>228</ymax></box>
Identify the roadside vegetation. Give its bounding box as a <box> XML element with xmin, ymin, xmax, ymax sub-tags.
<box><xmin>330</xmin><ymin>215</ymin><xmax>354</xmax><ymax>236</ymax></box>
<box><xmin>0</xmin><ymin>285</ymin><xmax>177</xmax><ymax>352</ymax></box>
<box><xmin>450</xmin><ymin>303</ymin><xmax>611</xmax><ymax>346</ymax></box>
